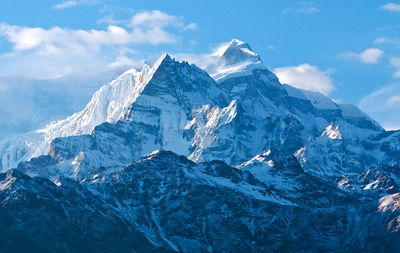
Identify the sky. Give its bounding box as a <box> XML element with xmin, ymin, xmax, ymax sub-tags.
<box><xmin>0</xmin><ymin>0</ymin><xmax>399</xmax><ymax>130</ymax></box>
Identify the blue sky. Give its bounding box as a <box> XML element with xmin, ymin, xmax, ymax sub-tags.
<box><xmin>0</xmin><ymin>0</ymin><xmax>399</xmax><ymax>129</ymax></box>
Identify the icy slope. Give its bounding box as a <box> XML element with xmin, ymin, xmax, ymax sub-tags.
<box><xmin>2</xmin><ymin>39</ymin><xmax>398</xmax><ymax>182</ymax></box>
<box><xmin>0</xmin><ymin>71</ymin><xmax>121</xmax><ymax>142</ymax></box>
<box><xmin>0</xmin><ymin>55</ymin><xmax>164</xmax><ymax>170</ymax></box>
<box><xmin>35</xmin><ymin>62</ymin><xmax>157</xmax><ymax>154</ymax></box>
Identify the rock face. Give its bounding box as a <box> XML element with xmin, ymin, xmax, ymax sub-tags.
<box><xmin>1</xmin><ymin>39</ymin><xmax>400</xmax><ymax>252</ymax></box>
<box><xmin>2</xmin><ymin>151</ymin><xmax>400</xmax><ymax>252</ymax></box>
<box><xmin>0</xmin><ymin>169</ymin><xmax>159</xmax><ymax>253</ymax></box>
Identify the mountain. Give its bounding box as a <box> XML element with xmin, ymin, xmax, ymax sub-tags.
<box><xmin>11</xmin><ymin>39</ymin><xmax>395</xmax><ymax>180</ymax></box>
<box><xmin>0</xmin><ymin>69</ymin><xmax>124</xmax><ymax>141</ymax></box>
<box><xmin>0</xmin><ymin>168</ymin><xmax>160</xmax><ymax>252</ymax></box>
<box><xmin>0</xmin><ymin>68</ymin><xmax>130</xmax><ymax>170</ymax></box>
<box><xmin>3</xmin><ymin>150</ymin><xmax>400</xmax><ymax>252</ymax></box>
<box><xmin>1</xmin><ymin>39</ymin><xmax>400</xmax><ymax>251</ymax></box>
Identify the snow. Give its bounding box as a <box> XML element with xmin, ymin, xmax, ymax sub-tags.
<box><xmin>294</xmin><ymin>147</ymin><xmax>307</xmax><ymax>166</ymax></box>
<box><xmin>0</xmin><ymin>54</ymin><xmax>170</xmax><ymax>170</ymax></box>
<box><xmin>283</xmin><ymin>84</ymin><xmax>339</xmax><ymax>110</ymax></box>
<box><xmin>378</xmin><ymin>193</ymin><xmax>400</xmax><ymax>212</ymax></box>
<box><xmin>321</xmin><ymin>122</ymin><xmax>343</xmax><ymax>140</ymax></box>
<box><xmin>186</xmin><ymin>100</ymin><xmax>238</xmax><ymax>162</ymax></box>
<box><xmin>39</xmin><ymin>55</ymin><xmax>168</xmax><ymax>143</ymax></box>
<box><xmin>238</xmin><ymin>151</ymin><xmax>300</xmax><ymax>193</ymax></box>
<box><xmin>0</xmin><ymin>38</ymin><xmax>399</xmax><ymax>253</ymax></box>
<box><xmin>238</xmin><ymin>150</ymin><xmax>272</xmax><ymax>167</ymax></box>
<box><xmin>207</xmin><ymin>39</ymin><xmax>267</xmax><ymax>82</ymax></box>
<box><xmin>188</xmin><ymin>164</ymin><xmax>295</xmax><ymax>206</ymax></box>
<box><xmin>211</xmin><ymin>61</ymin><xmax>266</xmax><ymax>82</ymax></box>
<box><xmin>0</xmin><ymin>38</ymin><xmax>396</xmax><ymax>188</ymax></box>
<box><xmin>339</xmin><ymin>104</ymin><xmax>383</xmax><ymax>130</ymax></box>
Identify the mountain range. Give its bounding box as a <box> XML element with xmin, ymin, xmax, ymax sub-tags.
<box><xmin>1</xmin><ymin>39</ymin><xmax>400</xmax><ymax>252</ymax></box>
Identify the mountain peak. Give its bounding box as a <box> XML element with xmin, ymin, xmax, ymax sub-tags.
<box><xmin>209</xmin><ymin>39</ymin><xmax>267</xmax><ymax>82</ymax></box>
<box><xmin>214</xmin><ymin>39</ymin><xmax>260</xmax><ymax>66</ymax></box>
<box><xmin>152</xmin><ymin>53</ymin><xmax>173</xmax><ymax>70</ymax></box>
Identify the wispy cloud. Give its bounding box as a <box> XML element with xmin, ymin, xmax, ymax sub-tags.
<box><xmin>374</xmin><ymin>38</ymin><xmax>400</xmax><ymax>77</ymax></box>
<box><xmin>388</xmin><ymin>57</ymin><xmax>400</xmax><ymax>78</ymax></box>
<box><xmin>340</xmin><ymin>48</ymin><xmax>384</xmax><ymax>64</ymax></box>
<box><xmin>283</xmin><ymin>2</ymin><xmax>321</xmax><ymax>15</ymax></box>
<box><xmin>53</xmin><ymin>0</ymin><xmax>100</xmax><ymax>10</ymax></box>
<box><xmin>273</xmin><ymin>64</ymin><xmax>335</xmax><ymax>95</ymax></box>
<box><xmin>374</xmin><ymin>37</ymin><xmax>400</xmax><ymax>46</ymax></box>
<box><xmin>359</xmin><ymin>85</ymin><xmax>400</xmax><ymax>130</ymax></box>
<box><xmin>381</xmin><ymin>3</ymin><xmax>400</xmax><ymax>13</ymax></box>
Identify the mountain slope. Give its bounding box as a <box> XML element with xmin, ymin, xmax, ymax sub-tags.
<box><xmin>0</xmin><ymin>71</ymin><xmax>120</xmax><ymax>142</ymax></box>
<box><xmin>6</xmin><ymin>39</ymin><xmax>398</xmax><ymax>182</ymax></box>
<box><xmin>0</xmin><ymin>168</ymin><xmax>159</xmax><ymax>253</ymax></box>
<box><xmin>3</xmin><ymin>151</ymin><xmax>400</xmax><ymax>252</ymax></box>
<box><xmin>0</xmin><ymin>57</ymin><xmax>159</xmax><ymax>170</ymax></box>
<box><xmin>1</xmin><ymin>39</ymin><xmax>400</xmax><ymax>252</ymax></box>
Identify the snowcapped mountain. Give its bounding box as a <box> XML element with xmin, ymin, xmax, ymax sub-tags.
<box><xmin>206</xmin><ymin>39</ymin><xmax>268</xmax><ymax>82</ymax></box>
<box><xmin>0</xmin><ymin>57</ymin><xmax>163</xmax><ymax>170</ymax></box>
<box><xmin>1</xmin><ymin>38</ymin><xmax>400</xmax><ymax>251</ymax></box>
<box><xmin>0</xmin><ymin>68</ymin><xmax>136</xmax><ymax>170</ymax></box>
<box><xmin>3</xmin><ymin>39</ymin><xmax>397</xmax><ymax>178</ymax></box>
<box><xmin>0</xmin><ymin>69</ymin><xmax>125</xmax><ymax>141</ymax></box>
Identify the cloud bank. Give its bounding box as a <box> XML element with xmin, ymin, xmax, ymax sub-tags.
<box><xmin>273</xmin><ymin>64</ymin><xmax>335</xmax><ymax>95</ymax></box>
<box><xmin>0</xmin><ymin>10</ymin><xmax>196</xmax><ymax>78</ymax></box>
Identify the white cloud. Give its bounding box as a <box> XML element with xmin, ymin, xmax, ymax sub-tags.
<box><xmin>53</xmin><ymin>0</ymin><xmax>99</xmax><ymax>10</ymax></box>
<box><xmin>0</xmin><ymin>10</ymin><xmax>196</xmax><ymax>78</ymax></box>
<box><xmin>273</xmin><ymin>64</ymin><xmax>335</xmax><ymax>95</ymax></box>
<box><xmin>340</xmin><ymin>48</ymin><xmax>384</xmax><ymax>64</ymax></box>
<box><xmin>381</xmin><ymin>3</ymin><xmax>400</xmax><ymax>13</ymax></box>
<box><xmin>359</xmin><ymin>48</ymin><xmax>384</xmax><ymax>63</ymax></box>
<box><xmin>131</xmin><ymin>10</ymin><xmax>177</xmax><ymax>28</ymax></box>
<box><xmin>359</xmin><ymin>85</ymin><xmax>400</xmax><ymax>130</ymax></box>
<box><xmin>130</xmin><ymin>10</ymin><xmax>198</xmax><ymax>30</ymax></box>
<box><xmin>0</xmin><ymin>23</ymin><xmax>175</xmax><ymax>53</ymax></box>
